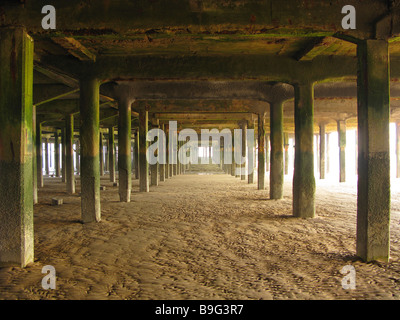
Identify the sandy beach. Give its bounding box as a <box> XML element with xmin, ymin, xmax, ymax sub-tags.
<box><xmin>1</xmin><ymin>171</ymin><xmax>400</xmax><ymax>300</ymax></box>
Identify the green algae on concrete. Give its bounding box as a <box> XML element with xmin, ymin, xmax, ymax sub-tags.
<box><xmin>66</xmin><ymin>114</ymin><xmax>75</xmax><ymax>194</ymax></box>
<box><xmin>0</xmin><ymin>27</ymin><xmax>34</xmax><ymax>267</ymax></box>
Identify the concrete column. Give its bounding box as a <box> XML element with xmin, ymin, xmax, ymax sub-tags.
<box><xmin>45</xmin><ymin>138</ymin><xmax>50</xmax><ymax>176</ymax></box>
<box><xmin>319</xmin><ymin>124</ymin><xmax>326</xmax><ymax>180</ymax></box>
<box><xmin>108</xmin><ymin>127</ymin><xmax>116</xmax><ymax>183</ymax></box>
<box><xmin>139</xmin><ymin>109</ymin><xmax>149</xmax><ymax>192</ymax></box>
<box><xmin>284</xmin><ymin>133</ymin><xmax>289</xmax><ymax>176</ymax></box>
<box><xmin>66</xmin><ymin>114</ymin><xmax>75</xmax><ymax>194</ymax></box>
<box><xmin>315</xmin><ymin>134</ymin><xmax>319</xmax><ymax>175</ymax></box>
<box><xmin>33</xmin><ymin>106</ymin><xmax>38</xmax><ymax>204</ymax></box>
<box><xmin>118</xmin><ymin>98</ymin><xmax>132</xmax><ymax>202</ymax></box>
<box><xmin>159</xmin><ymin>124</ymin><xmax>166</xmax><ymax>182</ymax></box>
<box><xmin>337</xmin><ymin>120</ymin><xmax>346</xmax><ymax>183</ymax></box>
<box><xmin>270</xmin><ymin>101</ymin><xmax>284</xmax><ymax>200</ymax></box>
<box><xmin>99</xmin><ymin>132</ymin><xmax>104</xmax><ymax>177</ymax></box>
<box><xmin>165</xmin><ymin>124</ymin><xmax>170</xmax><ymax>179</ymax></box>
<box><xmin>356</xmin><ymin>39</ymin><xmax>390</xmax><ymax>262</ymax></box>
<box><xmin>293</xmin><ymin>82</ymin><xmax>315</xmax><ymax>218</ymax></box>
<box><xmin>231</xmin><ymin>131</ymin><xmax>236</xmax><ymax>177</ymax></box>
<box><xmin>36</xmin><ymin>122</ymin><xmax>44</xmax><ymax>188</ymax></box>
<box><xmin>134</xmin><ymin>131</ymin><xmax>139</xmax><ymax>179</ymax></box>
<box><xmin>75</xmin><ymin>139</ymin><xmax>80</xmax><ymax>175</ymax></box>
<box><xmin>257</xmin><ymin>113</ymin><xmax>266</xmax><ymax>190</ymax></box>
<box><xmin>61</xmin><ymin>128</ymin><xmax>66</xmax><ymax>183</ymax></box>
<box><xmin>265</xmin><ymin>133</ymin><xmax>270</xmax><ymax>172</ymax></box>
<box><xmin>396</xmin><ymin>123</ymin><xmax>400</xmax><ymax>179</ymax></box>
<box><xmin>247</xmin><ymin>122</ymin><xmax>255</xmax><ymax>184</ymax></box>
<box><xmin>173</xmin><ymin>138</ymin><xmax>178</xmax><ymax>176</ymax></box>
<box><xmin>0</xmin><ymin>27</ymin><xmax>34</xmax><ymax>267</ymax></box>
<box><xmin>240</xmin><ymin>121</ymin><xmax>247</xmax><ymax>180</ymax></box>
<box><xmin>79</xmin><ymin>77</ymin><xmax>101</xmax><ymax>223</ymax></box>
<box><xmin>54</xmin><ymin>130</ymin><xmax>61</xmax><ymax>177</ymax></box>
<box><xmin>150</xmin><ymin>123</ymin><xmax>159</xmax><ymax>187</ymax></box>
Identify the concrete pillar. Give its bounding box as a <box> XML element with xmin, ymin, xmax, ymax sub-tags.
<box><xmin>134</xmin><ymin>131</ymin><xmax>139</xmax><ymax>179</ymax></box>
<box><xmin>284</xmin><ymin>132</ymin><xmax>289</xmax><ymax>176</ymax></box>
<box><xmin>337</xmin><ymin>120</ymin><xmax>346</xmax><ymax>183</ymax></box>
<box><xmin>33</xmin><ymin>106</ymin><xmax>38</xmax><ymax>204</ymax></box>
<box><xmin>79</xmin><ymin>77</ymin><xmax>101</xmax><ymax>223</ymax></box>
<box><xmin>315</xmin><ymin>134</ymin><xmax>319</xmax><ymax>175</ymax></box>
<box><xmin>118</xmin><ymin>99</ymin><xmax>132</xmax><ymax>202</ymax></box>
<box><xmin>231</xmin><ymin>131</ymin><xmax>236</xmax><ymax>177</ymax></box>
<box><xmin>265</xmin><ymin>133</ymin><xmax>270</xmax><ymax>172</ymax></box>
<box><xmin>293</xmin><ymin>82</ymin><xmax>315</xmax><ymax>218</ymax></box>
<box><xmin>396</xmin><ymin>123</ymin><xmax>400</xmax><ymax>179</ymax></box>
<box><xmin>270</xmin><ymin>101</ymin><xmax>284</xmax><ymax>200</ymax></box>
<box><xmin>54</xmin><ymin>130</ymin><xmax>61</xmax><ymax>177</ymax></box>
<box><xmin>36</xmin><ymin>122</ymin><xmax>44</xmax><ymax>188</ymax></box>
<box><xmin>257</xmin><ymin>113</ymin><xmax>266</xmax><ymax>190</ymax></box>
<box><xmin>240</xmin><ymin>121</ymin><xmax>247</xmax><ymax>180</ymax></box>
<box><xmin>45</xmin><ymin>137</ymin><xmax>50</xmax><ymax>176</ymax></box>
<box><xmin>109</xmin><ymin>127</ymin><xmax>116</xmax><ymax>183</ymax></box>
<box><xmin>75</xmin><ymin>139</ymin><xmax>80</xmax><ymax>175</ymax></box>
<box><xmin>159</xmin><ymin>124</ymin><xmax>166</xmax><ymax>182</ymax></box>
<box><xmin>150</xmin><ymin>123</ymin><xmax>159</xmax><ymax>187</ymax></box>
<box><xmin>165</xmin><ymin>124</ymin><xmax>170</xmax><ymax>179</ymax></box>
<box><xmin>356</xmin><ymin>39</ymin><xmax>390</xmax><ymax>262</ymax></box>
<box><xmin>0</xmin><ymin>27</ymin><xmax>34</xmax><ymax>267</ymax></box>
<box><xmin>139</xmin><ymin>109</ymin><xmax>149</xmax><ymax>192</ymax></box>
<box><xmin>99</xmin><ymin>132</ymin><xmax>104</xmax><ymax>177</ymax></box>
<box><xmin>319</xmin><ymin>124</ymin><xmax>326</xmax><ymax>180</ymax></box>
<box><xmin>61</xmin><ymin>128</ymin><xmax>66</xmax><ymax>183</ymax></box>
<box><xmin>247</xmin><ymin>122</ymin><xmax>255</xmax><ymax>184</ymax></box>
<box><xmin>66</xmin><ymin>114</ymin><xmax>75</xmax><ymax>194</ymax></box>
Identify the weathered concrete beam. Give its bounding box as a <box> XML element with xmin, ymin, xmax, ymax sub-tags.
<box><xmin>3</xmin><ymin>0</ymin><xmax>388</xmax><ymax>38</ymax></box>
<box><xmin>51</xmin><ymin>37</ymin><xmax>96</xmax><ymax>62</ymax></box>
<box><xmin>34</xmin><ymin>63</ymin><xmax>78</xmax><ymax>88</ymax></box>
